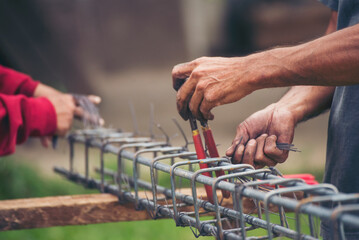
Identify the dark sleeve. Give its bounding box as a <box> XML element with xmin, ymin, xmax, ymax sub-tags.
<box><xmin>319</xmin><ymin>0</ymin><xmax>339</xmax><ymax>11</ymax></box>
<box><xmin>0</xmin><ymin>94</ymin><xmax>57</xmax><ymax>156</ymax></box>
<box><xmin>0</xmin><ymin>65</ymin><xmax>39</xmax><ymax>97</ymax></box>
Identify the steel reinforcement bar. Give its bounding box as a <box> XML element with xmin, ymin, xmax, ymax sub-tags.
<box><xmin>54</xmin><ymin>129</ymin><xmax>359</xmax><ymax>239</ymax></box>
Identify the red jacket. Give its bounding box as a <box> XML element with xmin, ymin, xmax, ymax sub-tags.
<box><xmin>0</xmin><ymin>65</ymin><xmax>57</xmax><ymax>156</ymax></box>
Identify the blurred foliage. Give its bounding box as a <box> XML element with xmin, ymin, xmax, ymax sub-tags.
<box><xmin>0</xmin><ymin>157</ymin><xmax>96</xmax><ymax>199</ymax></box>
<box><xmin>0</xmin><ymin>157</ymin><xmax>199</xmax><ymax>240</ymax></box>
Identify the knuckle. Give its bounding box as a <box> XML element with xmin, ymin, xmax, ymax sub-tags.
<box><xmin>264</xmin><ymin>146</ymin><xmax>274</xmax><ymax>155</ymax></box>
<box><xmin>204</xmin><ymin>91</ymin><xmax>217</xmax><ymax>103</ymax></box>
<box><xmin>191</xmin><ymin>70</ymin><xmax>204</xmax><ymax>79</ymax></box>
<box><xmin>264</xmin><ymin>145</ymin><xmax>277</xmax><ymax>156</ymax></box>
<box><xmin>195</xmin><ymin>56</ymin><xmax>208</xmax><ymax>64</ymax></box>
<box><xmin>247</xmin><ymin>139</ymin><xmax>256</xmax><ymax>147</ymax></box>
<box><xmin>171</xmin><ymin>66</ymin><xmax>179</xmax><ymax>75</ymax></box>
<box><xmin>260</xmin><ymin>133</ymin><xmax>268</xmax><ymax>139</ymax></box>
<box><xmin>196</xmin><ymin>81</ymin><xmax>207</xmax><ymax>91</ymax></box>
<box><xmin>176</xmin><ymin>92</ymin><xmax>182</xmax><ymax>102</ymax></box>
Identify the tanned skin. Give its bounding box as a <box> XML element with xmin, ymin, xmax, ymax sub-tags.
<box><xmin>33</xmin><ymin>83</ymin><xmax>101</xmax><ymax>147</ymax></box>
<box><xmin>172</xmin><ymin>11</ymin><xmax>347</xmax><ymax>168</ymax></box>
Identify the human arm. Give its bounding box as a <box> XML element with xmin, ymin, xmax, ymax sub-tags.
<box><xmin>171</xmin><ymin>11</ymin><xmax>356</xmax><ymax>121</ymax></box>
<box><xmin>225</xmin><ymin>86</ymin><xmax>334</xmax><ymax>168</ymax></box>
<box><xmin>0</xmin><ymin>65</ymin><xmax>39</xmax><ymax>96</ymax></box>
<box><xmin>224</xmin><ymin>11</ymin><xmax>338</xmax><ymax>167</ymax></box>
<box><xmin>33</xmin><ymin>83</ymin><xmax>101</xmax><ymax>134</ymax></box>
<box><xmin>33</xmin><ymin>83</ymin><xmax>101</xmax><ymax>147</ymax></box>
<box><xmin>0</xmin><ymin>65</ymin><xmax>101</xmax><ymax>148</ymax></box>
<box><xmin>0</xmin><ymin>94</ymin><xmax>57</xmax><ymax>156</ymax></box>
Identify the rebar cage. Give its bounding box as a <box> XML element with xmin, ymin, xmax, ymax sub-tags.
<box><xmin>54</xmin><ymin>128</ymin><xmax>359</xmax><ymax>240</ymax></box>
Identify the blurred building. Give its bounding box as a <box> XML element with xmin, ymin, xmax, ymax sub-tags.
<box><xmin>0</xmin><ymin>0</ymin><xmax>329</xmax><ymax>91</ymax></box>
<box><xmin>0</xmin><ymin>0</ymin><xmax>332</xmax><ymax>173</ymax></box>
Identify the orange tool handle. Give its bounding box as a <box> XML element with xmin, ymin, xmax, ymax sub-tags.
<box><xmin>202</xmin><ymin>126</ymin><xmax>231</xmax><ymax>198</ymax></box>
<box><xmin>192</xmin><ymin>129</ymin><xmax>214</xmax><ymax>203</ymax></box>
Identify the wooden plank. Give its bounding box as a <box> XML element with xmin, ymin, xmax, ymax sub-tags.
<box><xmin>0</xmin><ymin>194</ymin><xmax>151</xmax><ymax>231</ymax></box>
<box><xmin>0</xmin><ymin>188</ymin><xmax>227</xmax><ymax>231</ymax></box>
<box><xmin>0</xmin><ymin>187</ymin><xmax>288</xmax><ymax>231</ymax></box>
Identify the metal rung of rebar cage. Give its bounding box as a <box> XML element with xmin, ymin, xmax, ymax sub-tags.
<box><xmin>54</xmin><ymin>128</ymin><xmax>359</xmax><ymax>240</ymax></box>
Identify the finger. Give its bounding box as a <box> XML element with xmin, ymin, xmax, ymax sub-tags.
<box><xmin>176</xmin><ymin>76</ymin><xmax>199</xmax><ymax>120</ymax></box>
<box><xmin>172</xmin><ymin>62</ymin><xmax>195</xmax><ymax>91</ymax></box>
<box><xmin>242</xmin><ymin>139</ymin><xmax>257</xmax><ymax>166</ymax></box>
<box><xmin>264</xmin><ymin>135</ymin><xmax>289</xmax><ymax>163</ymax></box>
<box><xmin>40</xmin><ymin>136</ymin><xmax>51</xmax><ymax>148</ymax></box>
<box><xmin>74</xmin><ymin>106</ymin><xmax>84</xmax><ymax>118</ymax></box>
<box><xmin>199</xmin><ymin>97</ymin><xmax>215</xmax><ymax>120</ymax></box>
<box><xmin>226</xmin><ymin>136</ymin><xmax>244</xmax><ymax>157</ymax></box>
<box><xmin>231</xmin><ymin>144</ymin><xmax>244</xmax><ymax>164</ymax></box>
<box><xmin>226</xmin><ymin>125</ymin><xmax>250</xmax><ymax>157</ymax></box>
<box><xmin>87</xmin><ymin>95</ymin><xmax>101</xmax><ymax>105</ymax></box>
<box><xmin>189</xmin><ymin>80</ymin><xmax>216</xmax><ymax>121</ymax></box>
<box><xmin>199</xmin><ymin>83</ymin><xmax>223</xmax><ymax>120</ymax></box>
<box><xmin>254</xmin><ymin>162</ymin><xmax>266</xmax><ymax>169</ymax></box>
<box><xmin>254</xmin><ymin>134</ymin><xmax>277</xmax><ymax>167</ymax></box>
<box><xmin>188</xmin><ymin>84</ymin><xmax>204</xmax><ymax>120</ymax></box>
<box><xmin>99</xmin><ymin>118</ymin><xmax>105</xmax><ymax>126</ymax></box>
<box><xmin>74</xmin><ymin>106</ymin><xmax>101</xmax><ymax>126</ymax></box>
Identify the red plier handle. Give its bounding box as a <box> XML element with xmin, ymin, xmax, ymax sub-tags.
<box><xmin>201</xmin><ymin>122</ymin><xmax>230</xmax><ymax>199</ymax></box>
<box><xmin>189</xmin><ymin>115</ymin><xmax>214</xmax><ymax>203</ymax></box>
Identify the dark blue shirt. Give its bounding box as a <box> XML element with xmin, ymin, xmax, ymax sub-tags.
<box><xmin>319</xmin><ymin>0</ymin><xmax>359</xmax><ymax>238</ymax></box>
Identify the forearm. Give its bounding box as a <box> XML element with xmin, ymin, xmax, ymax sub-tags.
<box><xmin>250</xmin><ymin>23</ymin><xmax>359</xmax><ymax>89</ymax></box>
<box><xmin>33</xmin><ymin>83</ymin><xmax>62</xmax><ymax>98</ymax></box>
<box><xmin>275</xmin><ymin>86</ymin><xmax>335</xmax><ymax>124</ymax></box>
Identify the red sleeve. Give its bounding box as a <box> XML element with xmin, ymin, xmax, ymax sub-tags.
<box><xmin>0</xmin><ymin>65</ymin><xmax>39</xmax><ymax>97</ymax></box>
<box><xmin>0</xmin><ymin>93</ymin><xmax>57</xmax><ymax>156</ymax></box>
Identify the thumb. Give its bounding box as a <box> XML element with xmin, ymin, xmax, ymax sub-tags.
<box><xmin>226</xmin><ymin>126</ymin><xmax>249</xmax><ymax>157</ymax></box>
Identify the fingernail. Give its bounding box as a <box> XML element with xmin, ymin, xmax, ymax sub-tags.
<box><xmin>248</xmin><ymin>139</ymin><xmax>256</xmax><ymax>145</ymax></box>
<box><xmin>94</xmin><ymin>96</ymin><xmax>101</xmax><ymax>104</ymax></box>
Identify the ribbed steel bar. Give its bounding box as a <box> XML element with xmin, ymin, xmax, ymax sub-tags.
<box><xmin>54</xmin><ymin>167</ymin><xmax>317</xmax><ymax>240</ymax></box>
<box><xmin>66</xmin><ymin>134</ymin><xmax>359</xmax><ymax>230</ymax></box>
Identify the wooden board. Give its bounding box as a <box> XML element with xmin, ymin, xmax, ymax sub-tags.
<box><xmin>0</xmin><ymin>187</ymin><xmax>288</xmax><ymax>231</ymax></box>
<box><xmin>0</xmin><ymin>188</ymin><xmax>229</xmax><ymax>231</ymax></box>
<box><xmin>0</xmin><ymin>194</ymin><xmax>151</xmax><ymax>231</ymax></box>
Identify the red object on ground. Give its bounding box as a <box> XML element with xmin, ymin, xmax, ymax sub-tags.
<box><xmin>283</xmin><ymin>174</ymin><xmax>319</xmax><ymax>185</ymax></box>
<box><xmin>263</xmin><ymin>174</ymin><xmax>319</xmax><ymax>189</ymax></box>
<box><xmin>0</xmin><ymin>65</ymin><xmax>57</xmax><ymax>156</ymax></box>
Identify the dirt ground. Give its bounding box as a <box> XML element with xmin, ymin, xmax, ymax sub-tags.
<box><xmin>15</xmin><ymin>65</ymin><xmax>329</xmax><ymax>179</ymax></box>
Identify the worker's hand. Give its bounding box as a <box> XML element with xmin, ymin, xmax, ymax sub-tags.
<box><xmin>172</xmin><ymin>56</ymin><xmax>260</xmax><ymax>121</ymax></box>
<box><xmin>225</xmin><ymin>103</ymin><xmax>296</xmax><ymax>169</ymax></box>
<box><xmin>34</xmin><ymin>83</ymin><xmax>101</xmax><ymax>143</ymax></box>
